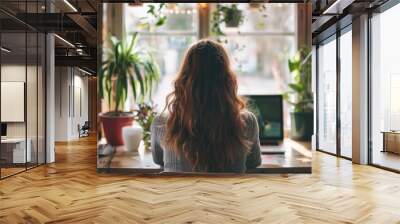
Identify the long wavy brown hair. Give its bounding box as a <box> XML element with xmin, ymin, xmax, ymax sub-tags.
<box><xmin>163</xmin><ymin>39</ymin><xmax>251</xmax><ymax>172</ymax></box>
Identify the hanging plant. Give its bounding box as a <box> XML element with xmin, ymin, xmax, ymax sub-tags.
<box><xmin>211</xmin><ymin>4</ymin><xmax>244</xmax><ymax>36</ymax></box>
<box><xmin>138</xmin><ymin>3</ymin><xmax>167</xmax><ymax>30</ymax></box>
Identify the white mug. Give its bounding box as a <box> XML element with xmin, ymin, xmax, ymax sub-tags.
<box><xmin>122</xmin><ymin>125</ymin><xmax>143</xmax><ymax>154</ymax></box>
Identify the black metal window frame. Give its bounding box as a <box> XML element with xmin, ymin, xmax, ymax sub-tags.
<box><xmin>315</xmin><ymin>0</ymin><xmax>400</xmax><ymax>173</ymax></box>
<box><xmin>315</xmin><ymin>16</ymin><xmax>352</xmax><ymax>161</ymax></box>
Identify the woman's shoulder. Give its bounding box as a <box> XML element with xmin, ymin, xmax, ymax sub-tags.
<box><xmin>240</xmin><ymin>110</ymin><xmax>258</xmax><ymax>138</ymax></box>
<box><xmin>240</xmin><ymin>110</ymin><xmax>257</xmax><ymax>125</ymax></box>
<box><xmin>152</xmin><ymin>113</ymin><xmax>168</xmax><ymax>126</ymax></box>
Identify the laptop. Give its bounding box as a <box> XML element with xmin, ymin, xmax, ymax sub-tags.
<box><xmin>242</xmin><ymin>95</ymin><xmax>285</xmax><ymax>154</ymax></box>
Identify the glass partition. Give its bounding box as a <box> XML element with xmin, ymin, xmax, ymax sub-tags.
<box><xmin>317</xmin><ymin>36</ymin><xmax>337</xmax><ymax>154</ymax></box>
<box><xmin>1</xmin><ymin>30</ymin><xmax>28</xmax><ymax>177</ymax></box>
<box><xmin>0</xmin><ymin>1</ymin><xmax>46</xmax><ymax>179</ymax></box>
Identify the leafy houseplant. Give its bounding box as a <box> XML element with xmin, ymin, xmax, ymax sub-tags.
<box><xmin>99</xmin><ymin>32</ymin><xmax>160</xmax><ymax>146</ymax></box>
<box><xmin>283</xmin><ymin>47</ymin><xmax>313</xmax><ymax>141</ymax></box>
<box><xmin>134</xmin><ymin>103</ymin><xmax>157</xmax><ymax>150</ymax></box>
<box><xmin>211</xmin><ymin>4</ymin><xmax>244</xmax><ymax>36</ymax></box>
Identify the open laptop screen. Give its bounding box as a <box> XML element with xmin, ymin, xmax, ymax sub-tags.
<box><xmin>243</xmin><ymin>95</ymin><xmax>284</xmax><ymax>142</ymax></box>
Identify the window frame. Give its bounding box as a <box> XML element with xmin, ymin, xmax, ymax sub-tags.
<box><xmin>314</xmin><ymin>17</ymin><xmax>353</xmax><ymax>160</ymax></box>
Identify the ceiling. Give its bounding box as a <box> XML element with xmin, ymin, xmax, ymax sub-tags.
<box><xmin>311</xmin><ymin>0</ymin><xmax>389</xmax><ymax>43</ymax></box>
<box><xmin>0</xmin><ymin>0</ymin><xmax>99</xmax><ymax>74</ymax></box>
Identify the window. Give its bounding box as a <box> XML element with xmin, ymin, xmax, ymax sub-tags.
<box><xmin>339</xmin><ymin>28</ymin><xmax>352</xmax><ymax>158</ymax></box>
<box><xmin>211</xmin><ymin>4</ymin><xmax>296</xmax><ymax>95</ymax></box>
<box><xmin>317</xmin><ymin>37</ymin><xmax>337</xmax><ymax>154</ymax></box>
<box><xmin>370</xmin><ymin>3</ymin><xmax>400</xmax><ymax>171</ymax></box>
<box><xmin>123</xmin><ymin>3</ymin><xmax>296</xmax><ymax>111</ymax></box>
<box><xmin>125</xmin><ymin>3</ymin><xmax>198</xmax><ymax>111</ymax></box>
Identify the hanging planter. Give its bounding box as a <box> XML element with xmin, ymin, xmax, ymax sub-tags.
<box><xmin>223</xmin><ymin>4</ymin><xmax>243</xmax><ymax>27</ymax></box>
<box><xmin>138</xmin><ymin>3</ymin><xmax>167</xmax><ymax>30</ymax></box>
<box><xmin>211</xmin><ymin>4</ymin><xmax>244</xmax><ymax>35</ymax></box>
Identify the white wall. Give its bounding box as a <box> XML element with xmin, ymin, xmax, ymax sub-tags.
<box><xmin>54</xmin><ymin>67</ymin><xmax>89</xmax><ymax>141</ymax></box>
<box><xmin>1</xmin><ymin>65</ymin><xmax>26</xmax><ymax>138</ymax></box>
<box><xmin>55</xmin><ymin>66</ymin><xmax>69</xmax><ymax>141</ymax></box>
<box><xmin>1</xmin><ymin>65</ymin><xmax>36</xmax><ymax>138</ymax></box>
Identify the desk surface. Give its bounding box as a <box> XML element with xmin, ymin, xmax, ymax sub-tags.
<box><xmin>1</xmin><ymin>138</ymin><xmax>27</xmax><ymax>143</ymax></box>
<box><xmin>97</xmin><ymin>139</ymin><xmax>312</xmax><ymax>174</ymax></box>
<box><xmin>381</xmin><ymin>131</ymin><xmax>400</xmax><ymax>134</ymax></box>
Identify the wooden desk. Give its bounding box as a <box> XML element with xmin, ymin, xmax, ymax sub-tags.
<box><xmin>382</xmin><ymin>131</ymin><xmax>400</xmax><ymax>155</ymax></box>
<box><xmin>97</xmin><ymin>140</ymin><xmax>312</xmax><ymax>174</ymax></box>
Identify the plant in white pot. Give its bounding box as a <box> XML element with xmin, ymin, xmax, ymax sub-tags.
<box><xmin>283</xmin><ymin>47</ymin><xmax>313</xmax><ymax>141</ymax></box>
<box><xmin>99</xmin><ymin>32</ymin><xmax>160</xmax><ymax>146</ymax></box>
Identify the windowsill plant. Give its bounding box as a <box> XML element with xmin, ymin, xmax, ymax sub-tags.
<box><xmin>99</xmin><ymin>32</ymin><xmax>160</xmax><ymax>146</ymax></box>
<box><xmin>283</xmin><ymin>47</ymin><xmax>313</xmax><ymax>141</ymax></box>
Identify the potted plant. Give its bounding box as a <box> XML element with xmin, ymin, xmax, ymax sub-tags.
<box><xmin>283</xmin><ymin>47</ymin><xmax>313</xmax><ymax>141</ymax></box>
<box><xmin>99</xmin><ymin>32</ymin><xmax>160</xmax><ymax>146</ymax></box>
<box><xmin>211</xmin><ymin>4</ymin><xmax>244</xmax><ymax>36</ymax></box>
<box><xmin>134</xmin><ymin>103</ymin><xmax>157</xmax><ymax>150</ymax></box>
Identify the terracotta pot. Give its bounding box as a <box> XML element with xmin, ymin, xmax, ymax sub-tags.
<box><xmin>100</xmin><ymin>112</ymin><xmax>134</xmax><ymax>146</ymax></box>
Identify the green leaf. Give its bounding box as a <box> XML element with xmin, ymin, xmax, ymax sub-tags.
<box><xmin>289</xmin><ymin>83</ymin><xmax>304</xmax><ymax>92</ymax></box>
<box><xmin>155</xmin><ymin>16</ymin><xmax>167</xmax><ymax>26</ymax></box>
<box><xmin>128</xmin><ymin>69</ymin><xmax>138</xmax><ymax>101</ymax></box>
<box><xmin>133</xmin><ymin>63</ymin><xmax>145</xmax><ymax>100</ymax></box>
<box><xmin>127</xmin><ymin>32</ymin><xmax>138</xmax><ymax>54</ymax></box>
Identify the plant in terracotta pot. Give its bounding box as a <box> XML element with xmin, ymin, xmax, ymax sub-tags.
<box><xmin>99</xmin><ymin>32</ymin><xmax>160</xmax><ymax>146</ymax></box>
<box><xmin>283</xmin><ymin>47</ymin><xmax>313</xmax><ymax>141</ymax></box>
<box><xmin>134</xmin><ymin>103</ymin><xmax>157</xmax><ymax>150</ymax></box>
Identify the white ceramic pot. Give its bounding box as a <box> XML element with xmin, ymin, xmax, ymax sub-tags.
<box><xmin>122</xmin><ymin>125</ymin><xmax>143</xmax><ymax>154</ymax></box>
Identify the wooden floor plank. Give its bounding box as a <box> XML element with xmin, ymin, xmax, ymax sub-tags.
<box><xmin>0</xmin><ymin>135</ymin><xmax>399</xmax><ymax>223</ymax></box>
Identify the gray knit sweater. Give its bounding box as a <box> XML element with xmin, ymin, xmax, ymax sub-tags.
<box><xmin>150</xmin><ymin>110</ymin><xmax>262</xmax><ymax>173</ymax></box>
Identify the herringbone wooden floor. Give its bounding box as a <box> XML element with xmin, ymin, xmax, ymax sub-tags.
<box><xmin>1</xmin><ymin>136</ymin><xmax>400</xmax><ymax>224</ymax></box>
